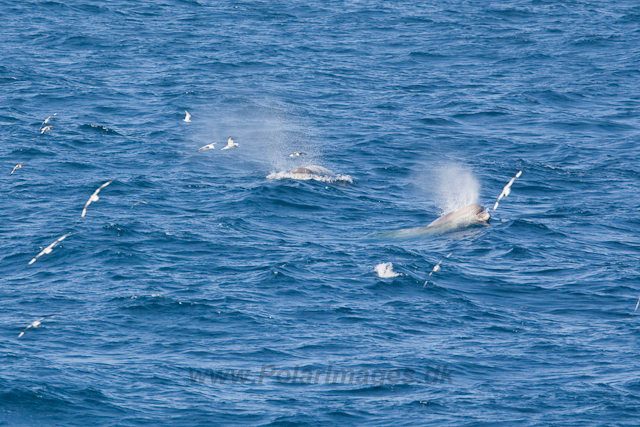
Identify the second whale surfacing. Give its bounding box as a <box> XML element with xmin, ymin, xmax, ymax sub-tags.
<box><xmin>267</xmin><ymin>165</ymin><xmax>353</xmax><ymax>183</ymax></box>
<box><xmin>290</xmin><ymin>165</ymin><xmax>333</xmax><ymax>176</ymax></box>
<box><xmin>376</xmin><ymin>203</ymin><xmax>490</xmax><ymax>239</ymax></box>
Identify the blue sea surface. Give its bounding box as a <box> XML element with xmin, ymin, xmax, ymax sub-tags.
<box><xmin>2</xmin><ymin>0</ymin><xmax>640</xmax><ymax>425</ymax></box>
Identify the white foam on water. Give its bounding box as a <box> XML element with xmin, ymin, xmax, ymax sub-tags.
<box><xmin>375</xmin><ymin>262</ymin><xmax>400</xmax><ymax>278</ymax></box>
<box><xmin>267</xmin><ymin>168</ymin><xmax>353</xmax><ymax>184</ymax></box>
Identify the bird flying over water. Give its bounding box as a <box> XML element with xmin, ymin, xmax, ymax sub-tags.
<box><xmin>130</xmin><ymin>201</ymin><xmax>148</xmax><ymax>209</ymax></box>
<box><xmin>10</xmin><ymin>163</ymin><xmax>23</xmax><ymax>175</ymax></box>
<box><xmin>430</xmin><ymin>253</ymin><xmax>452</xmax><ymax>276</ymax></box>
<box><xmin>198</xmin><ymin>143</ymin><xmax>216</xmax><ymax>151</ymax></box>
<box><xmin>493</xmin><ymin>171</ymin><xmax>523</xmax><ymax>212</ymax></box>
<box><xmin>429</xmin><ymin>263</ymin><xmax>441</xmax><ymax>276</ymax></box>
<box><xmin>289</xmin><ymin>152</ymin><xmax>305</xmax><ymax>157</ymax></box>
<box><xmin>18</xmin><ymin>315</ymin><xmax>56</xmax><ymax>338</ymax></box>
<box><xmin>18</xmin><ymin>318</ymin><xmax>43</xmax><ymax>338</ymax></box>
<box><xmin>39</xmin><ymin>113</ymin><xmax>57</xmax><ymax>134</ymax></box>
<box><xmin>221</xmin><ymin>136</ymin><xmax>238</xmax><ymax>150</ymax></box>
<box><xmin>424</xmin><ymin>253</ymin><xmax>452</xmax><ymax>288</ymax></box>
<box><xmin>29</xmin><ymin>234</ymin><xmax>71</xmax><ymax>265</ymax></box>
<box><xmin>42</xmin><ymin>113</ymin><xmax>57</xmax><ymax>126</ymax></box>
<box><xmin>81</xmin><ymin>181</ymin><xmax>113</xmax><ymax>218</ymax></box>
<box><xmin>184</xmin><ymin>110</ymin><xmax>191</xmax><ymax>122</ymax></box>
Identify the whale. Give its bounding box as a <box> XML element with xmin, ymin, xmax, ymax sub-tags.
<box><xmin>267</xmin><ymin>165</ymin><xmax>353</xmax><ymax>183</ymax></box>
<box><xmin>290</xmin><ymin>165</ymin><xmax>333</xmax><ymax>176</ymax></box>
<box><xmin>426</xmin><ymin>203</ymin><xmax>490</xmax><ymax>229</ymax></box>
<box><xmin>291</xmin><ymin>167</ymin><xmax>313</xmax><ymax>174</ymax></box>
<box><xmin>371</xmin><ymin>171</ymin><xmax>522</xmax><ymax>240</ymax></box>
<box><xmin>373</xmin><ymin>203</ymin><xmax>490</xmax><ymax>239</ymax></box>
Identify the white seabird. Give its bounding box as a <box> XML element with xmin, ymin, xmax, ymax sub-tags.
<box><xmin>18</xmin><ymin>315</ymin><xmax>56</xmax><ymax>338</ymax></box>
<box><xmin>184</xmin><ymin>110</ymin><xmax>191</xmax><ymax>122</ymax></box>
<box><xmin>429</xmin><ymin>253</ymin><xmax>452</xmax><ymax>276</ymax></box>
<box><xmin>198</xmin><ymin>143</ymin><xmax>216</xmax><ymax>151</ymax></box>
<box><xmin>429</xmin><ymin>263</ymin><xmax>442</xmax><ymax>276</ymax></box>
<box><xmin>289</xmin><ymin>152</ymin><xmax>305</xmax><ymax>157</ymax></box>
<box><xmin>42</xmin><ymin>113</ymin><xmax>57</xmax><ymax>126</ymax></box>
<box><xmin>130</xmin><ymin>201</ymin><xmax>148</xmax><ymax>209</ymax></box>
<box><xmin>424</xmin><ymin>253</ymin><xmax>452</xmax><ymax>288</ymax></box>
<box><xmin>221</xmin><ymin>136</ymin><xmax>238</xmax><ymax>150</ymax></box>
<box><xmin>493</xmin><ymin>170</ymin><xmax>523</xmax><ymax>212</ymax></box>
<box><xmin>29</xmin><ymin>234</ymin><xmax>71</xmax><ymax>265</ymax></box>
<box><xmin>41</xmin><ymin>125</ymin><xmax>52</xmax><ymax>134</ymax></box>
<box><xmin>18</xmin><ymin>318</ymin><xmax>43</xmax><ymax>338</ymax></box>
<box><xmin>81</xmin><ymin>181</ymin><xmax>113</xmax><ymax>218</ymax></box>
<box><xmin>10</xmin><ymin>163</ymin><xmax>23</xmax><ymax>175</ymax></box>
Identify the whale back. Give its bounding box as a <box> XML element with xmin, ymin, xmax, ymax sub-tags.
<box><xmin>291</xmin><ymin>165</ymin><xmax>333</xmax><ymax>176</ymax></box>
<box><xmin>427</xmin><ymin>203</ymin><xmax>489</xmax><ymax>228</ymax></box>
<box><xmin>291</xmin><ymin>167</ymin><xmax>312</xmax><ymax>174</ymax></box>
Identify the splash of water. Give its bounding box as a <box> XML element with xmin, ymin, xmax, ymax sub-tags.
<box><xmin>267</xmin><ymin>170</ymin><xmax>353</xmax><ymax>184</ymax></box>
<box><xmin>375</xmin><ymin>262</ymin><xmax>400</xmax><ymax>278</ymax></box>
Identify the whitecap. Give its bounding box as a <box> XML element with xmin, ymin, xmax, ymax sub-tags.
<box><xmin>375</xmin><ymin>262</ymin><xmax>400</xmax><ymax>278</ymax></box>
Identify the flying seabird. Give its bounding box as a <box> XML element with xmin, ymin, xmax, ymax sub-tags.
<box><xmin>18</xmin><ymin>315</ymin><xmax>56</xmax><ymax>338</ymax></box>
<box><xmin>221</xmin><ymin>136</ymin><xmax>238</xmax><ymax>150</ymax></box>
<box><xmin>184</xmin><ymin>110</ymin><xmax>191</xmax><ymax>122</ymax></box>
<box><xmin>130</xmin><ymin>201</ymin><xmax>148</xmax><ymax>209</ymax></box>
<box><xmin>42</xmin><ymin>113</ymin><xmax>57</xmax><ymax>126</ymax></box>
<box><xmin>493</xmin><ymin>171</ymin><xmax>523</xmax><ymax>212</ymax></box>
<box><xmin>40</xmin><ymin>125</ymin><xmax>52</xmax><ymax>134</ymax></box>
<box><xmin>81</xmin><ymin>181</ymin><xmax>113</xmax><ymax>218</ymax></box>
<box><xmin>29</xmin><ymin>234</ymin><xmax>70</xmax><ymax>265</ymax></box>
<box><xmin>198</xmin><ymin>143</ymin><xmax>216</xmax><ymax>151</ymax></box>
<box><xmin>10</xmin><ymin>163</ymin><xmax>23</xmax><ymax>175</ymax></box>
<box><xmin>289</xmin><ymin>152</ymin><xmax>305</xmax><ymax>157</ymax></box>
<box><xmin>423</xmin><ymin>253</ymin><xmax>452</xmax><ymax>288</ymax></box>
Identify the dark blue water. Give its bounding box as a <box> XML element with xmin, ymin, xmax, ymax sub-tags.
<box><xmin>2</xmin><ymin>0</ymin><xmax>640</xmax><ymax>425</ymax></box>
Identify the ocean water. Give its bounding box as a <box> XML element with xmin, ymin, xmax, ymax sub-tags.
<box><xmin>2</xmin><ymin>0</ymin><xmax>640</xmax><ymax>425</ymax></box>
